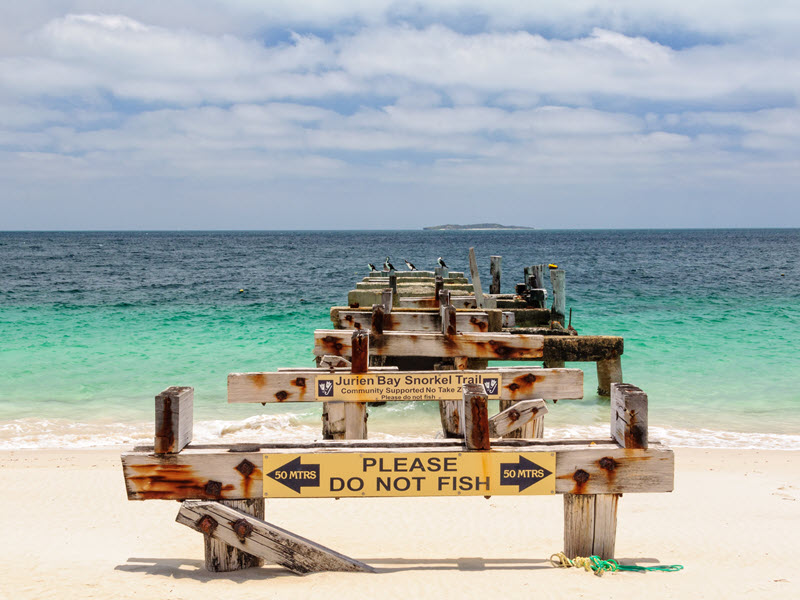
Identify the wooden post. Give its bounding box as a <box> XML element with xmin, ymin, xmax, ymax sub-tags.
<box><xmin>611</xmin><ymin>383</ymin><xmax>648</xmax><ymax>449</ymax></box>
<box><xmin>550</xmin><ymin>268</ymin><xmax>565</xmax><ymax>325</ymax></box>
<box><xmin>462</xmin><ymin>383</ymin><xmax>490</xmax><ymax>450</ymax></box>
<box><xmin>440</xmin><ymin>303</ymin><xmax>456</xmax><ymax>337</ymax></box>
<box><xmin>489</xmin><ymin>256</ymin><xmax>502</xmax><ymax>294</ymax></box>
<box><xmin>563</xmin><ymin>493</ymin><xmax>620</xmax><ymax>560</ymax></box>
<box><xmin>434</xmin><ymin>276</ymin><xmax>444</xmax><ymax>307</ymax></box>
<box><xmin>438</xmin><ymin>288</ymin><xmax>451</xmax><ymax>308</ymax></box>
<box><xmin>323</xmin><ymin>331</ymin><xmax>368</xmax><ymax>440</ymax></box>
<box><xmin>381</xmin><ymin>288</ymin><xmax>393</xmax><ymax>313</ymax></box>
<box><xmin>370</xmin><ymin>304</ymin><xmax>385</xmax><ymax>335</ymax></box>
<box><xmin>437</xmin><ymin>356</ymin><xmax>468</xmax><ymax>438</ymax></box>
<box><xmin>154</xmin><ymin>386</ymin><xmax>193</xmax><ymax>454</ymax></box>
<box><xmin>468</xmin><ymin>247</ymin><xmax>485</xmax><ymax>309</ymax></box>
<box><xmin>203</xmin><ymin>498</ymin><xmax>265</xmax><ymax>571</ymax></box>
<box><xmin>530</xmin><ymin>264</ymin><xmax>545</xmax><ymax>289</ymax></box>
<box><xmin>389</xmin><ymin>274</ymin><xmax>398</xmax><ymax>298</ymax></box>
<box><xmin>597</xmin><ymin>357</ymin><xmax>623</xmax><ymax>397</ymax></box>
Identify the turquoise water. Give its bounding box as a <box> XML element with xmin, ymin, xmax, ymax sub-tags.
<box><xmin>1</xmin><ymin>230</ymin><xmax>798</xmax><ymax>449</ymax></box>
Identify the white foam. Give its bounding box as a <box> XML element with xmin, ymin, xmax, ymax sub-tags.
<box><xmin>1</xmin><ymin>418</ymin><xmax>799</xmax><ymax>450</ymax></box>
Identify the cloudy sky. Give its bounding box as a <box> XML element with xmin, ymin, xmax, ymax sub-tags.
<box><xmin>1</xmin><ymin>1</ymin><xmax>798</xmax><ymax>229</ymax></box>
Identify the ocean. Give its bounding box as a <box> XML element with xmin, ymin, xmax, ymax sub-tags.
<box><xmin>1</xmin><ymin>229</ymin><xmax>798</xmax><ymax>450</ymax></box>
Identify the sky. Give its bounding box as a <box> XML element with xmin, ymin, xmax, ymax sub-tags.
<box><xmin>1</xmin><ymin>1</ymin><xmax>799</xmax><ymax>229</ymax></box>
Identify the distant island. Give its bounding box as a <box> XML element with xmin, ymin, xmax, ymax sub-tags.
<box><xmin>423</xmin><ymin>223</ymin><xmax>534</xmax><ymax>231</ymax></box>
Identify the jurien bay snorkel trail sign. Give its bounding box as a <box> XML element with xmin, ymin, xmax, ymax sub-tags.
<box><xmin>314</xmin><ymin>372</ymin><xmax>501</xmax><ymax>402</ymax></box>
<box><xmin>263</xmin><ymin>452</ymin><xmax>555</xmax><ymax>498</ymax></box>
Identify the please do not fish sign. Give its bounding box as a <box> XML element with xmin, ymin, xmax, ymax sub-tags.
<box><xmin>263</xmin><ymin>451</ymin><xmax>555</xmax><ymax>498</ymax></box>
<box><xmin>314</xmin><ymin>372</ymin><xmax>502</xmax><ymax>402</ymax></box>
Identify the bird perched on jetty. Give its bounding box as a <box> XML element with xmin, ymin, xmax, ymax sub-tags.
<box><xmin>438</xmin><ymin>257</ymin><xmax>448</xmax><ymax>268</ymax></box>
<box><xmin>384</xmin><ymin>257</ymin><xmax>396</xmax><ymax>271</ymax></box>
<box><xmin>404</xmin><ymin>259</ymin><xmax>417</xmax><ymax>271</ymax></box>
<box><xmin>368</xmin><ymin>263</ymin><xmax>378</xmax><ymax>273</ymax></box>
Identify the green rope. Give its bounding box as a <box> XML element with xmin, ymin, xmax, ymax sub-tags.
<box><xmin>550</xmin><ymin>552</ymin><xmax>684</xmax><ymax>577</ymax></box>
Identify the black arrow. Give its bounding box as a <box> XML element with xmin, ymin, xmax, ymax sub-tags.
<box><xmin>500</xmin><ymin>456</ymin><xmax>553</xmax><ymax>492</ymax></box>
<box><xmin>267</xmin><ymin>457</ymin><xmax>321</xmax><ymax>493</ymax></box>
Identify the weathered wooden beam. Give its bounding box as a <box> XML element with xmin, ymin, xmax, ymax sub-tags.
<box><xmin>229</xmin><ymin>367</ymin><xmax>582</xmax><ymax>404</ymax></box>
<box><xmin>563</xmin><ymin>493</ymin><xmax>620</xmax><ymax>559</ymax></box>
<box><xmin>489</xmin><ymin>399</ymin><xmax>547</xmax><ymax>438</ymax></box>
<box><xmin>122</xmin><ymin>441</ymin><xmax>674</xmax><ymax>500</ymax></box>
<box><xmin>177</xmin><ymin>500</ymin><xmax>374</xmax><ymax>574</ymax></box>
<box><xmin>314</xmin><ymin>329</ymin><xmax>545</xmax><ymax>360</ymax></box>
<box><xmin>530</xmin><ymin>264</ymin><xmax>545</xmax><ymax>290</ymax></box>
<box><xmin>336</xmin><ymin>308</ymin><xmax>491</xmax><ymax>333</ymax></box>
<box><xmin>462</xmin><ymin>383</ymin><xmax>490</xmax><ymax>451</ymax></box>
<box><xmin>597</xmin><ymin>357</ymin><xmax>623</xmax><ymax>397</ymax></box>
<box><xmin>468</xmin><ymin>247</ymin><xmax>485</xmax><ymax>309</ymax></box>
<box><xmin>611</xmin><ymin>383</ymin><xmax>648</xmax><ymax>449</ymax></box>
<box><xmin>356</xmin><ymin>281</ymin><xmax>473</xmax><ymax>291</ymax></box>
<box><xmin>202</xmin><ymin>498</ymin><xmax>264</xmax><ymax>571</ymax></box>
<box><xmin>397</xmin><ymin>296</ymin><xmax>476</xmax><ymax>309</ymax></box>
<box><xmin>541</xmin><ymin>336</ymin><xmax>624</xmax><ymax>362</ymax></box>
<box><xmin>490</xmin><ymin>256</ymin><xmax>502</xmax><ymax>294</ymax></box>
<box><xmin>154</xmin><ymin>386</ymin><xmax>193</xmax><ymax>455</ymax></box>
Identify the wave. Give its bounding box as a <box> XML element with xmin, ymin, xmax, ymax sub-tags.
<box><xmin>1</xmin><ymin>418</ymin><xmax>799</xmax><ymax>451</ymax></box>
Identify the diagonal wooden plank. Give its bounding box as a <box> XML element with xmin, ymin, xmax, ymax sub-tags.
<box><xmin>177</xmin><ymin>500</ymin><xmax>374</xmax><ymax>574</ymax></box>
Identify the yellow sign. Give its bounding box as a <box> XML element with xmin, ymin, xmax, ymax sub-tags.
<box><xmin>263</xmin><ymin>451</ymin><xmax>555</xmax><ymax>498</ymax></box>
<box><xmin>314</xmin><ymin>373</ymin><xmax>502</xmax><ymax>402</ymax></box>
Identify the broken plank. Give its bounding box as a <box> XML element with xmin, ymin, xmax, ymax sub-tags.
<box><xmin>154</xmin><ymin>386</ymin><xmax>193</xmax><ymax>454</ymax></box>
<box><xmin>489</xmin><ymin>399</ymin><xmax>547</xmax><ymax>437</ymax></box>
<box><xmin>177</xmin><ymin>500</ymin><xmax>374</xmax><ymax>574</ymax></box>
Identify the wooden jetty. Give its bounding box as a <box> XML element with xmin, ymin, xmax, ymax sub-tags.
<box><xmin>120</xmin><ymin>249</ymin><xmax>672</xmax><ymax>575</ymax></box>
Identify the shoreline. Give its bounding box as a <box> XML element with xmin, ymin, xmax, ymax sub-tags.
<box><xmin>1</xmin><ymin>447</ymin><xmax>797</xmax><ymax>598</ymax></box>
<box><xmin>3</xmin><ymin>415</ymin><xmax>800</xmax><ymax>451</ymax></box>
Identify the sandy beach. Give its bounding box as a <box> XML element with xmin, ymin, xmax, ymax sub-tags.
<box><xmin>1</xmin><ymin>447</ymin><xmax>797</xmax><ymax>599</ymax></box>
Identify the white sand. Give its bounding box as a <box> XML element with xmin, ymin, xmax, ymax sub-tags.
<box><xmin>1</xmin><ymin>448</ymin><xmax>798</xmax><ymax>599</ymax></box>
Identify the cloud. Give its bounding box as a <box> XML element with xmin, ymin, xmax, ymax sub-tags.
<box><xmin>1</xmin><ymin>8</ymin><xmax>799</xmax><ymax>227</ymax></box>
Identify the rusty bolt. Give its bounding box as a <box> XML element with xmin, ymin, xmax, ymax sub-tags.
<box><xmin>232</xmin><ymin>518</ymin><xmax>253</xmax><ymax>541</ymax></box>
<box><xmin>204</xmin><ymin>480</ymin><xmax>222</xmax><ymax>497</ymax></box>
<box><xmin>573</xmin><ymin>469</ymin><xmax>590</xmax><ymax>485</ymax></box>
<box><xmin>236</xmin><ymin>459</ymin><xmax>256</xmax><ymax>477</ymax></box>
<box><xmin>197</xmin><ymin>515</ymin><xmax>218</xmax><ymax>535</ymax></box>
<box><xmin>508</xmin><ymin>409</ymin><xmax>520</xmax><ymax>422</ymax></box>
<box><xmin>295</xmin><ymin>377</ymin><xmax>306</xmax><ymax>388</ymax></box>
<box><xmin>274</xmin><ymin>390</ymin><xmax>289</xmax><ymax>401</ymax></box>
<box><xmin>598</xmin><ymin>457</ymin><xmax>618</xmax><ymax>472</ymax></box>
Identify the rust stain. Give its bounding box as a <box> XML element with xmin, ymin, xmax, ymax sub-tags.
<box><xmin>231</xmin><ymin>518</ymin><xmax>253</xmax><ymax>541</ymax></box>
<box><xmin>155</xmin><ymin>396</ymin><xmax>174</xmax><ymax>452</ymax></box>
<box><xmin>506</xmin><ymin>373</ymin><xmax>537</xmax><ymax>397</ymax></box>
<box><xmin>320</xmin><ymin>335</ymin><xmax>345</xmax><ymax>355</ymax></box>
<box><xmin>274</xmin><ymin>390</ymin><xmax>289</xmax><ymax>402</ymax></box>
<box><xmin>507</xmin><ymin>408</ymin><xmax>520</xmax><ymax>423</ymax></box>
<box><xmin>572</xmin><ymin>469</ymin><xmax>590</xmax><ymax>494</ymax></box>
<box><xmin>291</xmin><ymin>377</ymin><xmax>306</xmax><ymax>389</ymax></box>
<box><xmin>344</xmin><ymin>314</ymin><xmax>354</xmax><ymax>323</ymax></box>
<box><xmin>469</xmin><ymin>316</ymin><xmax>488</xmax><ymax>332</ymax></box>
<box><xmin>205</xmin><ymin>480</ymin><xmax>223</xmax><ymax>497</ymax></box>
<box><xmin>235</xmin><ymin>459</ymin><xmax>261</xmax><ymax>499</ymax></box>
<box><xmin>127</xmin><ymin>464</ymin><xmax>235</xmax><ymax>500</ymax></box>
<box><xmin>248</xmin><ymin>373</ymin><xmax>267</xmax><ymax>389</ymax></box>
<box><xmin>354</xmin><ymin>322</ymin><xmax>362</xmax><ymax>330</ymax></box>
<box><xmin>197</xmin><ymin>515</ymin><xmax>218</xmax><ymax>535</ymax></box>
